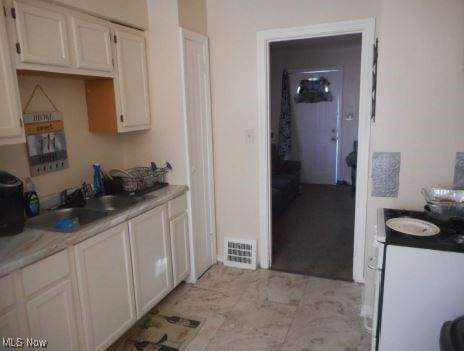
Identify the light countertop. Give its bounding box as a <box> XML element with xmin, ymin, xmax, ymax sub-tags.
<box><xmin>0</xmin><ymin>185</ymin><xmax>188</xmax><ymax>277</ymax></box>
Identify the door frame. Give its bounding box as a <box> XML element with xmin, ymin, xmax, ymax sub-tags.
<box><xmin>257</xmin><ymin>18</ymin><xmax>375</xmax><ymax>283</ymax></box>
<box><xmin>287</xmin><ymin>66</ymin><xmax>344</xmax><ymax>184</ymax></box>
<box><xmin>179</xmin><ymin>28</ymin><xmax>217</xmax><ymax>283</ymax></box>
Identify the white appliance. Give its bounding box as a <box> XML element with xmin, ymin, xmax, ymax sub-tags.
<box><xmin>371</xmin><ymin>208</ymin><xmax>464</xmax><ymax>351</ymax></box>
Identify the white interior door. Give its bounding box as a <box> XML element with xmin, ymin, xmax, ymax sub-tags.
<box><xmin>181</xmin><ymin>29</ymin><xmax>216</xmax><ymax>280</ymax></box>
<box><xmin>289</xmin><ymin>68</ymin><xmax>342</xmax><ymax>184</ymax></box>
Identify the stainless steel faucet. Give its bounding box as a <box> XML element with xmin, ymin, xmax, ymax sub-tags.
<box><xmin>81</xmin><ymin>182</ymin><xmax>95</xmax><ymax>200</ymax></box>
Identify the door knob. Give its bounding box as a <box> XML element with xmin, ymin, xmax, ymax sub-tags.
<box><xmin>331</xmin><ymin>137</ymin><xmax>338</xmax><ymax>141</ymax></box>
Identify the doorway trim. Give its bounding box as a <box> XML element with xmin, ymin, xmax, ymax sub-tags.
<box><xmin>257</xmin><ymin>18</ymin><xmax>375</xmax><ymax>283</ymax></box>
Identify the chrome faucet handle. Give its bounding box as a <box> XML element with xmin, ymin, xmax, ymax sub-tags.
<box><xmin>81</xmin><ymin>182</ymin><xmax>95</xmax><ymax>200</ymax></box>
<box><xmin>60</xmin><ymin>189</ymin><xmax>69</xmax><ymax>205</ymax></box>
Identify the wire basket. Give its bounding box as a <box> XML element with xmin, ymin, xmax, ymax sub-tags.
<box><xmin>114</xmin><ymin>167</ymin><xmax>168</xmax><ymax>193</ymax></box>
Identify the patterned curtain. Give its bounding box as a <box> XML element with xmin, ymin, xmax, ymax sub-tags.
<box><xmin>278</xmin><ymin>69</ymin><xmax>292</xmax><ymax>160</ymax></box>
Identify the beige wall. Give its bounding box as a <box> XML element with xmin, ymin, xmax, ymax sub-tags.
<box><xmin>123</xmin><ymin>0</ymin><xmax>189</xmax><ymax>186</ymax></box>
<box><xmin>364</xmin><ymin>0</ymin><xmax>464</xmax><ymax>305</ymax></box>
<box><xmin>207</xmin><ymin>0</ymin><xmax>380</xmax><ymax>258</ymax></box>
<box><xmin>0</xmin><ymin>75</ymin><xmax>126</xmax><ymax>197</ymax></box>
<box><xmin>207</xmin><ymin>0</ymin><xmax>464</xmax><ymax>307</ymax></box>
<box><xmin>178</xmin><ymin>0</ymin><xmax>207</xmax><ymax>35</ymax></box>
<box><xmin>270</xmin><ymin>36</ymin><xmax>362</xmax><ymax>183</ymax></box>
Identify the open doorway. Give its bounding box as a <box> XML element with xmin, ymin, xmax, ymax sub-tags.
<box><xmin>270</xmin><ymin>34</ymin><xmax>361</xmax><ymax>281</ymax></box>
<box><xmin>258</xmin><ymin>19</ymin><xmax>375</xmax><ymax>283</ymax></box>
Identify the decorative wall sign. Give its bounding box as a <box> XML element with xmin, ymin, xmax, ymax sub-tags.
<box><xmin>294</xmin><ymin>77</ymin><xmax>333</xmax><ymax>104</ymax></box>
<box><xmin>23</xmin><ymin>85</ymin><xmax>68</xmax><ymax>176</ymax></box>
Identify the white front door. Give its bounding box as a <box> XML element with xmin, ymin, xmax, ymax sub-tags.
<box><xmin>289</xmin><ymin>68</ymin><xmax>342</xmax><ymax>184</ymax></box>
<box><xmin>181</xmin><ymin>29</ymin><xmax>216</xmax><ymax>280</ymax></box>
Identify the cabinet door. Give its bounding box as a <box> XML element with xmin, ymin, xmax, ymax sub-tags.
<box><xmin>75</xmin><ymin>223</ymin><xmax>136</xmax><ymax>351</ymax></box>
<box><xmin>0</xmin><ymin>309</ymin><xmax>20</xmax><ymax>338</ymax></box>
<box><xmin>114</xmin><ymin>24</ymin><xmax>150</xmax><ymax>131</ymax></box>
<box><xmin>27</xmin><ymin>279</ymin><xmax>79</xmax><ymax>351</ymax></box>
<box><xmin>71</xmin><ymin>15</ymin><xmax>113</xmax><ymax>72</ymax></box>
<box><xmin>128</xmin><ymin>205</ymin><xmax>172</xmax><ymax>317</ymax></box>
<box><xmin>170</xmin><ymin>212</ymin><xmax>190</xmax><ymax>286</ymax></box>
<box><xmin>13</xmin><ymin>0</ymin><xmax>71</xmax><ymax>67</ymax></box>
<box><xmin>0</xmin><ymin>6</ymin><xmax>23</xmax><ymax>143</ymax></box>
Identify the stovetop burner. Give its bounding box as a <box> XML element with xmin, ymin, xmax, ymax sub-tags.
<box><xmin>383</xmin><ymin>208</ymin><xmax>464</xmax><ymax>253</ymax></box>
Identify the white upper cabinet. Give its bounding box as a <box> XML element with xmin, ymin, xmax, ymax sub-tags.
<box><xmin>128</xmin><ymin>205</ymin><xmax>173</xmax><ymax>317</ymax></box>
<box><xmin>113</xmin><ymin>24</ymin><xmax>150</xmax><ymax>131</ymax></box>
<box><xmin>13</xmin><ymin>0</ymin><xmax>71</xmax><ymax>67</ymax></box>
<box><xmin>71</xmin><ymin>15</ymin><xmax>112</xmax><ymax>72</ymax></box>
<box><xmin>0</xmin><ymin>5</ymin><xmax>23</xmax><ymax>144</ymax></box>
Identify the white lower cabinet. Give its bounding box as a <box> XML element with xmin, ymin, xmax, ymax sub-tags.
<box><xmin>129</xmin><ymin>205</ymin><xmax>173</xmax><ymax>317</ymax></box>
<box><xmin>170</xmin><ymin>212</ymin><xmax>190</xmax><ymax>286</ymax></box>
<box><xmin>74</xmin><ymin>222</ymin><xmax>136</xmax><ymax>351</ymax></box>
<box><xmin>8</xmin><ymin>194</ymin><xmax>190</xmax><ymax>351</ymax></box>
<box><xmin>26</xmin><ymin>279</ymin><xmax>79</xmax><ymax>351</ymax></box>
<box><xmin>0</xmin><ymin>309</ymin><xmax>20</xmax><ymax>338</ymax></box>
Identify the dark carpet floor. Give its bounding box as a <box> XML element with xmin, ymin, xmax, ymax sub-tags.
<box><xmin>271</xmin><ymin>183</ymin><xmax>355</xmax><ymax>281</ymax></box>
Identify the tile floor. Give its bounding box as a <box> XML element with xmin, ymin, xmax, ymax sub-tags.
<box><xmin>155</xmin><ymin>264</ymin><xmax>370</xmax><ymax>351</ymax></box>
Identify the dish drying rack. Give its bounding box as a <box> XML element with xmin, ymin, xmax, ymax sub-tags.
<box><xmin>110</xmin><ymin>162</ymin><xmax>172</xmax><ymax>194</ymax></box>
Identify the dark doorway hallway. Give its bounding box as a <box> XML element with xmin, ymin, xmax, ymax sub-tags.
<box><xmin>272</xmin><ymin>183</ymin><xmax>354</xmax><ymax>281</ymax></box>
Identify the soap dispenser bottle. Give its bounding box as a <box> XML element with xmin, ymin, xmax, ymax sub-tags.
<box><xmin>93</xmin><ymin>163</ymin><xmax>105</xmax><ymax>197</ymax></box>
<box><xmin>24</xmin><ymin>177</ymin><xmax>40</xmax><ymax>217</ymax></box>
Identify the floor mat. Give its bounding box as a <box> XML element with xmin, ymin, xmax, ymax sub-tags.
<box><xmin>272</xmin><ymin>183</ymin><xmax>354</xmax><ymax>281</ymax></box>
<box><xmin>109</xmin><ymin>309</ymin><xmax>204</xmax><ymax>351</ymax></box>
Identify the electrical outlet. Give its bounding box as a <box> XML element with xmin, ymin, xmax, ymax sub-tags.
<box><xmin>245</xmin><ymin>129</ymin><xmax>255</xmax><ymax>144</ymax></box>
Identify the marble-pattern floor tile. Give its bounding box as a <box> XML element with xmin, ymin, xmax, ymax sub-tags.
<box><xmin>281</xmin><ymin>275</ymin><xmax>370</xmax><ymax>350</ymax></box>
<box><xmin>301</xmin><ymin>276</ymin><xmax>364</xmax><ymax>316</ymax></box>
<box><xmin>282</xmin><ymin>305</ymin><xmax>369</xmax><ymax>351</ymax></box>
<box><xmin>204</xmin><ymin>327</ymin><xmax>283</xmax><ymax>351</ymax></box>
<box><xmin>220</xmin><ymin>298</ymin><xmax>297</xmax><ymax>343</ymax></box>
<box><xmin>123</xmin><ymin>264</ymin><xmax>370</xmax><ymax>351</ymax></box>
<box><xmin>194</xmin><ymin>264</ymin><xmax>265</xmax><ymax>296</ymax></box>
<box><xmin>185</xmin><ymin>314</ymin><xmax>226</xmax><ymax>351</ymax></box>
<box><xmin>157</xmin><ymin>284</ymin><xmax>241</xmax><ymax>319</ymax></box>
<box><xmin>242</xmin><ymin>269</ymin><xmax>309</xmax><ymax>306</ymax></box>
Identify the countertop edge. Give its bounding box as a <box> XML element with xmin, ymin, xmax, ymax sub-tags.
<box><xmin>0</xmin><ymin>185</ymin><xmax>188</xmax><ymax>277</ymax></box>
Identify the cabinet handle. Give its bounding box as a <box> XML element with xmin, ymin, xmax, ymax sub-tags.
<box><xmin>120</xmin><ymin>114</ymin><xmax>124</xmax><ymax>123</ymax></box>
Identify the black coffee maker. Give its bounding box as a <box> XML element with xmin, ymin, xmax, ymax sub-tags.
<box><xmin>0</xmin><ymin>171</ymin><xmax>25</xmax><ymax>236</ymax></box>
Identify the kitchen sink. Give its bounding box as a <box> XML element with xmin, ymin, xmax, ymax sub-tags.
<box><xmin>27</xmin><ymin>207</ymin><xmax>108</xmax><ymax>232</ymax></box>
<box><xmin>27</xmin><ymin>195</ymin><xmax>145</xmax><ymax>233</ymax></box>
<box><xmin>85</xmin><ymin>195</ymin><xmax>145</xmax><ymax>212</ymax></box>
